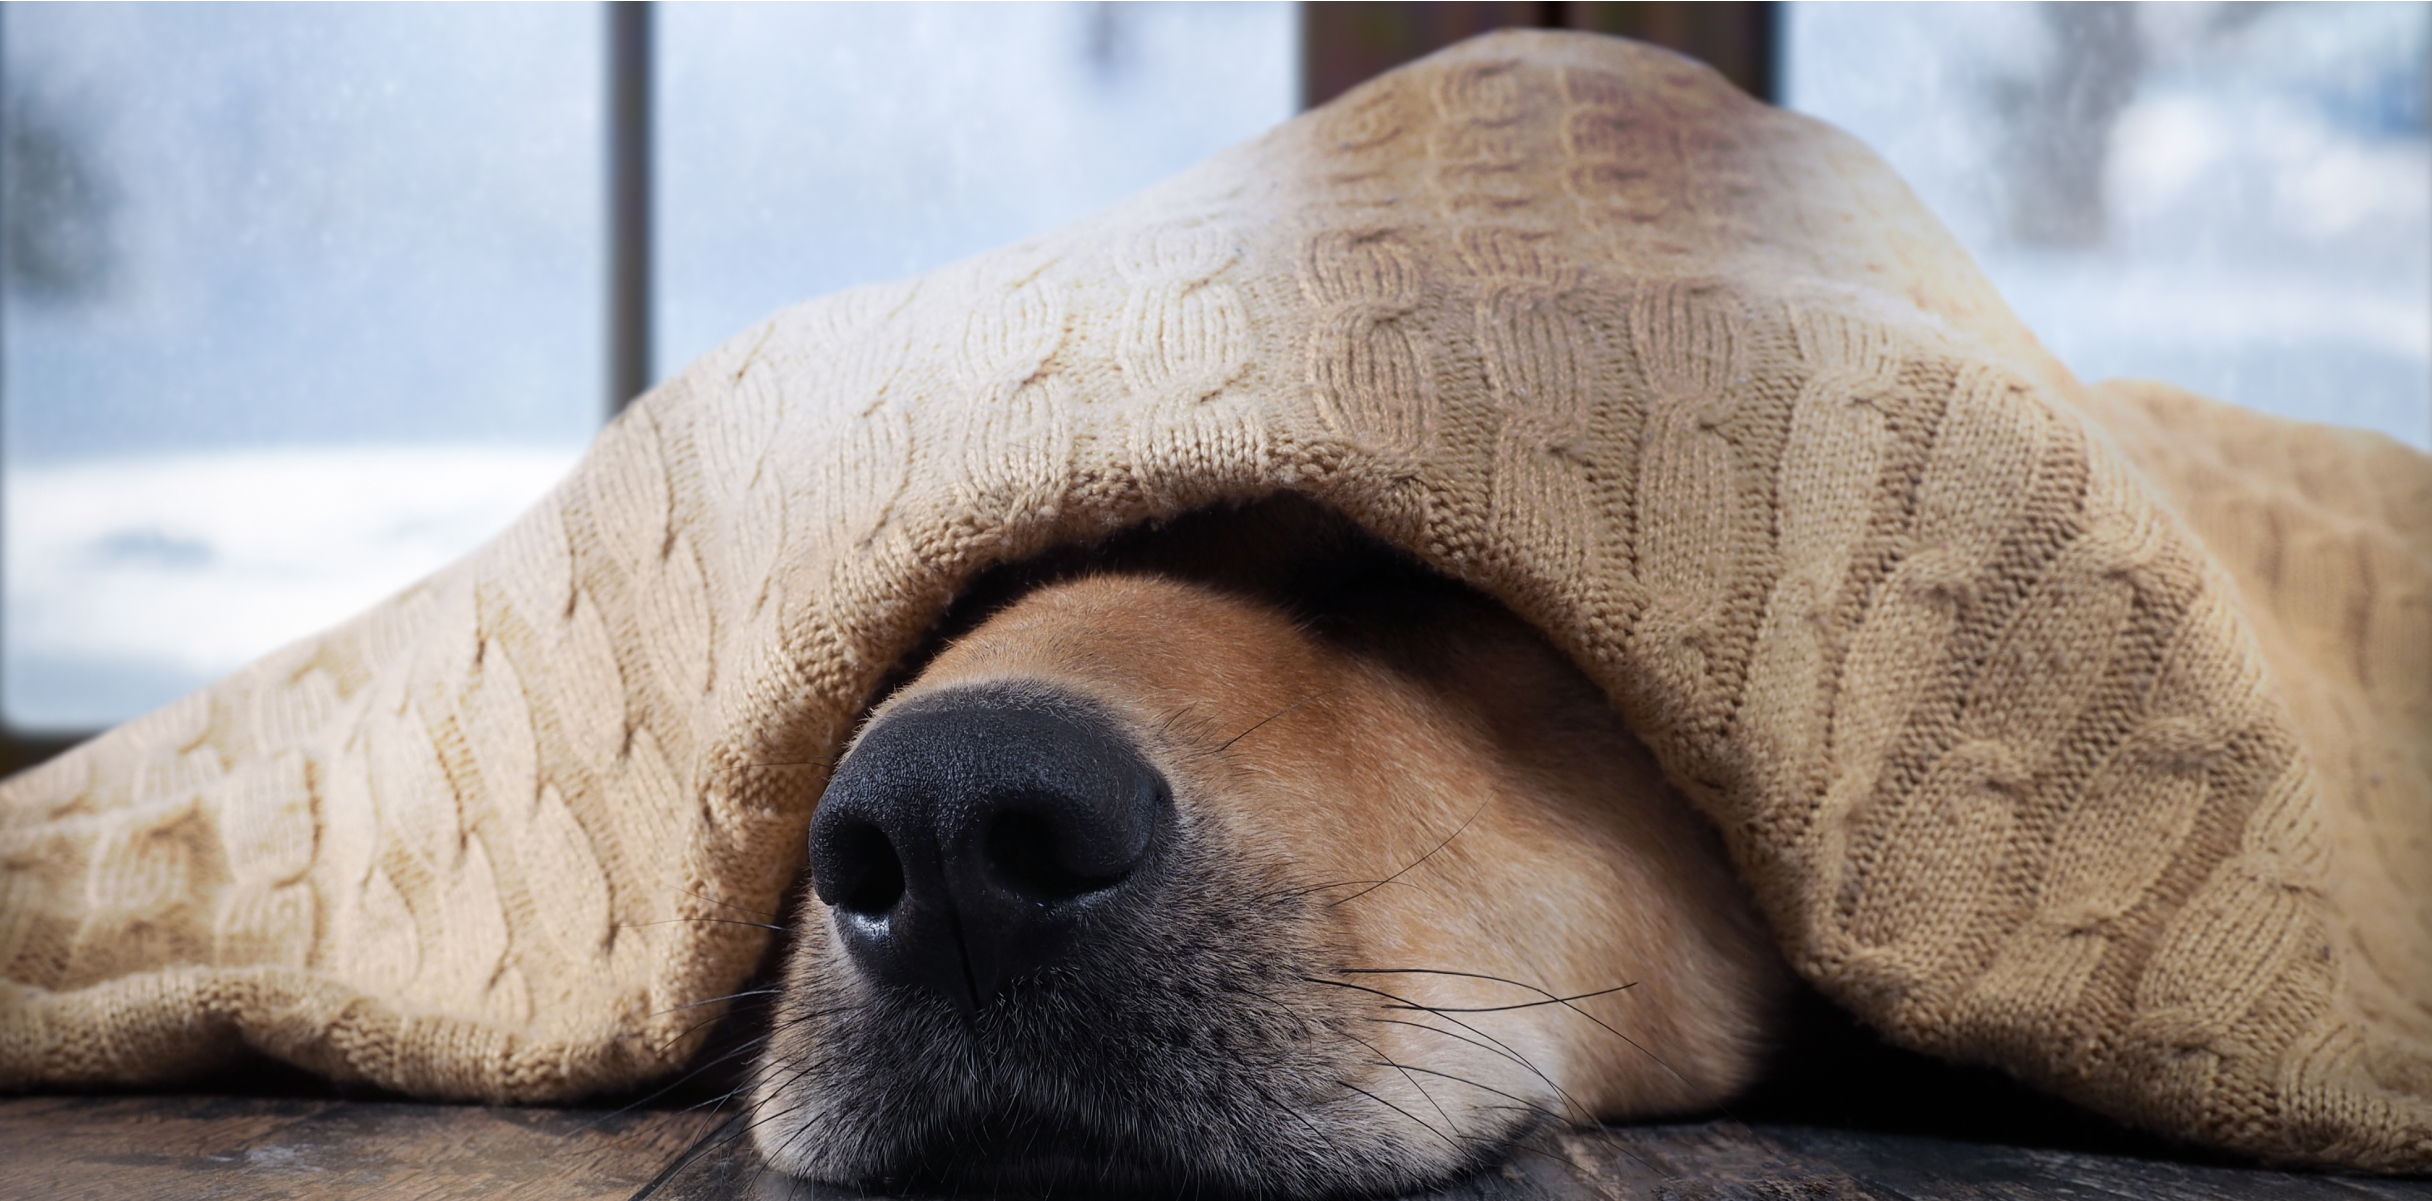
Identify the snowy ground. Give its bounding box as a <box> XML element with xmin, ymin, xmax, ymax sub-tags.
<box><xmin>5</xmin><ymin>447</ymin><xmax>580</xmax><ymax>730</ymax></box>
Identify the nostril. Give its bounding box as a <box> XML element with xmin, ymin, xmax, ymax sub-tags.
<box><xmin>809</xmin><ymin>685</ymin><xmax>1176</xmax><ymax>1006</ymax></box>
<box><xmin>985</xmin><ymin>808</ymin><xmax>1129</xmax><ymax>903</ymax></box>
<box><xmin>822</xmin><ymin>821</ymin><xmax>906</xmax><ymax>917</ymax></box>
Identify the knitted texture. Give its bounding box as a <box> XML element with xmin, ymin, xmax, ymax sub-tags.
<box><xmin>2</xmin><ymin>32</ymin><xmax>2426</xmax><ymax>1168</ymax></box>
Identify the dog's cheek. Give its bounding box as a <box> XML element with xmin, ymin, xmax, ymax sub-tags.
<box><xmin>1189</xmin><ymin>745</ymin><xmax>1581</xmax><ymax>1150</ymax></box>
<box><xmin>1168</xmin><ymin>703</ymin><xmax>1589</xmax><ymax>1144</ymax></box>
<box><xmin>1452</xmin><ymin>810</ymin><xmax>1785</xmax><ymax>1121</ymax></box>
<box><xmin>1166</xmin><ymin>794</ymin><xmax>1527</xmax><ymax>1194</ymax></box>
<box><xmin>1339</xmin><ymin>827</ymin><xmax>1590</xmax><ymax>1104</ymax></box>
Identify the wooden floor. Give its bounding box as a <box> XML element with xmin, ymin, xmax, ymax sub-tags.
<box><xmin>5</xmin><ymin>995</ymin><xmax>2424</xmax><ymax>1201</ymax></box>
<box><xmin>6</xmin><ymin>1090</ymin><xmax>2430</xmax><ymax>1201</ymax></box>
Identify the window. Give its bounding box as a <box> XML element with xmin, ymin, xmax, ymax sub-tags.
<box><xmin>6</xmin><ymin>2</ymin><xmax>2424</xmax><ymax>755</ymax></box>
<box><xmin>0</xmin><ymin>2</ymin><xmax>1299</xmax><ymax>740</ymax></box>
<box><xmin>4</xmin><ymin>4</ymin><xmax>604</xmax><ymax>734</ymax></box>
<box><xmin>1784</xmin><ymin>2</ymin><xmax>2430</xmax><ymax>450</ymax></box>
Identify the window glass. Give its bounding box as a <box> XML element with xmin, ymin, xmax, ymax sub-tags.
<box><xmin>1785</xmin><ymin>1</ymin><xmax>2430</xmax><ymax>450</ymax></box>
<box><xmin>655</xmin><ymin>1</ymin><xmax>1300</xmax><ymax>373</ymax></box>
<box><xmin>3</xmin><ymin>4</ymin><xmax>602</xmax><ymax>731</ymax></box>
<box><xmin>3</xmin><ymin>2</ymin><xmax>1301</xmax><ymax>735</ymax></box>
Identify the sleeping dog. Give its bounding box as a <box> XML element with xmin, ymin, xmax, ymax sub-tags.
<box><xmin>749</xmin><ymin>495</ymin><xmax>1790</xmax><ymax>1197</ymax></box>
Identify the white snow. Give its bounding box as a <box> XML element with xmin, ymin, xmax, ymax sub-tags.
<box><xmin>5</xmin><ymin>446</ymin><xmax>580</xmax><ymax>730</ymax></box>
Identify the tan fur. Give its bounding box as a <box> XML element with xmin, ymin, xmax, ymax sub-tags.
<box><xmin>755</xmin><ymin>508</ymin><xmax>1788</xmax><ymax>1189</ymax></box>
<box><xmin>910</xmin><ymin>573</ymin><xmax>1785</xmax><ymax>1114</ymax></box>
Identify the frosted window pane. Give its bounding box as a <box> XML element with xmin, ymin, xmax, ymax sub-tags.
<box><xmin>656</xmin><ymin>1</ymin><xmax>1300</xmax><ymax>375</ymax></box>
<box><xmin>3</xmin><ymin>5</ymin><xmax>602</xmax><ymax>731</ymax></box>
<box><xmin>1785</xmin><ymin>2</ymin><xmax>2431</xmax><ymax>449</ymax></box>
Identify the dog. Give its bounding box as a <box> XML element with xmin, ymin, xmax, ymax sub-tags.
<box><xmin>747</xmin><ymin>494</ymin><xmax>1790</xmax><ymax>1198</ymax></box>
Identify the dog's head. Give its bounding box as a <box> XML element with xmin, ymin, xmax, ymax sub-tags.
<box><xmin>751</xmin><ymin>500</ymin><xmax>1786</xmax><ymax>1197</ymax></box>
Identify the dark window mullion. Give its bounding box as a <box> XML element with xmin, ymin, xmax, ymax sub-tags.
<box><xmin>0</xmin><ymin>10</ymin><xmax>71</xmax><ymax>774</ymax></box>
<box><xmin>609</xmin><ymin>0</ymin><xmax>652</xmax><ymax>415</ymax></box>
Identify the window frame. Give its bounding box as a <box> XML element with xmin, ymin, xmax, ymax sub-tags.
<box><xmin>0</xmin><ymin>0</ymin><xmax>1773</xmax><ymax>774</ymax></box>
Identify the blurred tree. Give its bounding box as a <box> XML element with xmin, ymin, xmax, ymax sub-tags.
<box><xmin>1992</xmin><ymin>2</ymin><xmax>2143</xmax><ymax>247</ymax></box>
<box><xmin>2</xmin><ymin>84</ymin><xmax>114</xmax><ymax>304</ymax></box>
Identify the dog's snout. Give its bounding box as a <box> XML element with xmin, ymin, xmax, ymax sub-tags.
<box><xmin>808</xmin><ymin>685</ymin><xmax>1171</xmax><ymax>1011</ymax></box>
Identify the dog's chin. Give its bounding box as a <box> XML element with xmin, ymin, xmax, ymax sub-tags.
<box><xmin>761</xmin><ymin>1090</ymin><xmax>1517</xmax><ymax>1201</ymax></box>
<box><xmin>754</xmin><ymin>1023</ymin><xmax>1525</xmax><ymax>1201</ymax></box>
<box><xmin>754</xmin><ymin>954</ymin><xmax>1539</xmax><ymax>1201</ymax></box>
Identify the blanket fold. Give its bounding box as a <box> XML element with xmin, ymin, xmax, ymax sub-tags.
<box><xmin>3</xmin><ymin>31</ymin><xmax>2426</xmax><ymax>1170</ymax></box>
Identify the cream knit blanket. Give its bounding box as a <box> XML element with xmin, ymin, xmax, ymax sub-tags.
<box><xmin>2</xmin><ymin>32</ymin><xmax>2426</xmax><ymax>1170</ymax></box>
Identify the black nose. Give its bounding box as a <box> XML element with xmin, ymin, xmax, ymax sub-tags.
<box><xmin>808</xmin><ymin>684</ymin><xmax>1172</xmax><ymax>1012</ymax></box>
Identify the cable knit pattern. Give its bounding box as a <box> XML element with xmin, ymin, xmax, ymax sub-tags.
<box><xmin>1</xmin><ymin>32</ymin><xmax>2425</xmax><ymax>1169</ymax></box>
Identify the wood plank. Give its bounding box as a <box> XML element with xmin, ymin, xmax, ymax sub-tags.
<box><xmin>8</xmin><ymin>1094</ymin><xmax>2426</xmax><ymax>1200</ymax></box>
<box><xmin>0</xmin><ymin>1094</ymin><xmax>726</xmax><ymax>1201</ymax></box>
<box><xmin>636</xmin><ymin>1116</ymin><xmax>2432</xmax><ymax>1201</ymax></box>
<box><xmin>1554</xmin><ymin>1123</ymin><xmax>2432</xmax><ymax>1201</ymax></box>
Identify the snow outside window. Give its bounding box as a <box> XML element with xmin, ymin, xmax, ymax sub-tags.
<box><xmin>1</xmin><ymin>3</ymin><xmax>1298</xmax><ymax>733</ymax></box>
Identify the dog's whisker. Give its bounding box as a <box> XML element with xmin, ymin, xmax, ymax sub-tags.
<box><xmin>1265</xmin><ymin>876</ymin><xmax>1425</xmax><ymax>903</ymax></box>
<box><xmin>1316</xmin><ymin>977</ymin><xmax>1595</xmax><ymax>1124</ymax></box>
<box><xmin>1344</xmin><ymin>1073</ymin><xmax>1593</xmax><ymax>1178</ymax></box>
<box><xmin>742</xmin><ymin>1077</ymin><xmax>832</xmax><ymax>1153</ymax></box>
<box><xmin>1358</xmin><ymin>1059</ymin><xmax>1568</xmax><ymax>1128</ymax></box>
<box><xmin>1344</xmin><ymin>965</ymin><xmax>1609</xmax><ymax>991</ymax></box>
<box><xmin>1342</xmin><ymin>1083</ymin><xmax>1465</xmax><ymax>1155</ymax></box>
<box><xmin>1349</xmin><ymin>963</ymin><xmax>1648</xmax><ymax>1019</ymax></box>
<box><xmin>1247</xmin><ymin>1078</ymin><xmax>1336</xmax><ymax>1150</ymax></box>
<box><xmin>670</xmin><ymin>884</ymin><xmax>785</xmax><ymax>921</ymax></box>
<box><xmin>1365</xmin><ymin>1015</ymin><xmax>1536</xmax><ymax>1076</ymax></box>
<box><xmin>1212</xmin><ymin>980</ymin><xmax>1323</xmax><ymax>1043</ymax></box>
<box><xmin>747</xmin><ymin>1060</ymin><xmax>826</xmax><ymax>1117</ymax></box>
<box><xmin>670</xmin><ymin>1039</ymin><xmax>783</xmax><ymax>1109</ymax></box>
<box><xmin>1325</xmin><ymin>797</ymin><xmax>1490</xmax><ymax>908</ymax></box>
<box><xmin>1340</xmin><ymin>1029</ymin><xmax>1460</xmax><ymax>1133</ymax></box>
<box><xmin>648</xmin><ymin>1010</ymin><xmax>756</xmax><ymax>1059</ymax></box>
<box><xmin>1366</xmin><ymin>1016</ymin><xmax>1598</xmax><ymax>1127</ymax></box>
<box><xmin>626</xmin><ymin>1110</ymin><xmax>748</xmax><ymax>1200</ymax></box>
<box><xmin>765</xmin><ymin>1003</ymin><xmax>867</xmax><ymax>1032</ymax></box>
<box><xmin>1341</xmin><ymin>964</ymin><xmax>1699</xmax><ymax>1104</ymax></box>
<box><xmin>578</xmin><ymin>1036</ymin><xmax>771</xmax><ymax>1131</ymax></box>
<box><xmin>649</xmin><ymin>988</ymin><xmax>781</xmax><ymax>1019</ymax></box>
<box><xmin>1463</xmin><ymin>979</ymin><xmax>1697</xmax><ymax>1098</ymax></box>
<box><xmin>739</xmin><ymin>1097</ymin><xmax>812</xmax><ymax>1152</ymax></box>
<box><xmin>1215</xmin><ymin>691</ymin><xmax>1327</xmax><ymax>754</ymax></box>
<box><xmin>1359</xmin><ymin>1015</ymin><xmax>1542</xmax><ymax>1080</ymax></box>
<box><xmin>1152</xmin><ymin>701</ymin><xmax>1206</xmax><ymax>746</ymax></box>
<box><xmin>617</xmin><ymin>916</ymin><xmax>790</xmax><ymax>934</ymax></box>
<box><xmin>1370</xmin><ymin>982</ymin><xmax>1638</xmax><ymax>1013</ymax></box>
<box><xmin>650</xmin><ymin>1000</ymin><xmax>850</xmax><ymax>1064</ymax></box>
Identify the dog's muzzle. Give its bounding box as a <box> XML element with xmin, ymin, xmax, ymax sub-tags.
<box><xmin>808</xmin><ymin>685</ymin><xmax>1174</xmax><ymax>1014</ymax></box>
<box><xmin>760</xmin><ymin>673</ymin><xmax>1461</xmax><ymax>1199</ymax></box>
